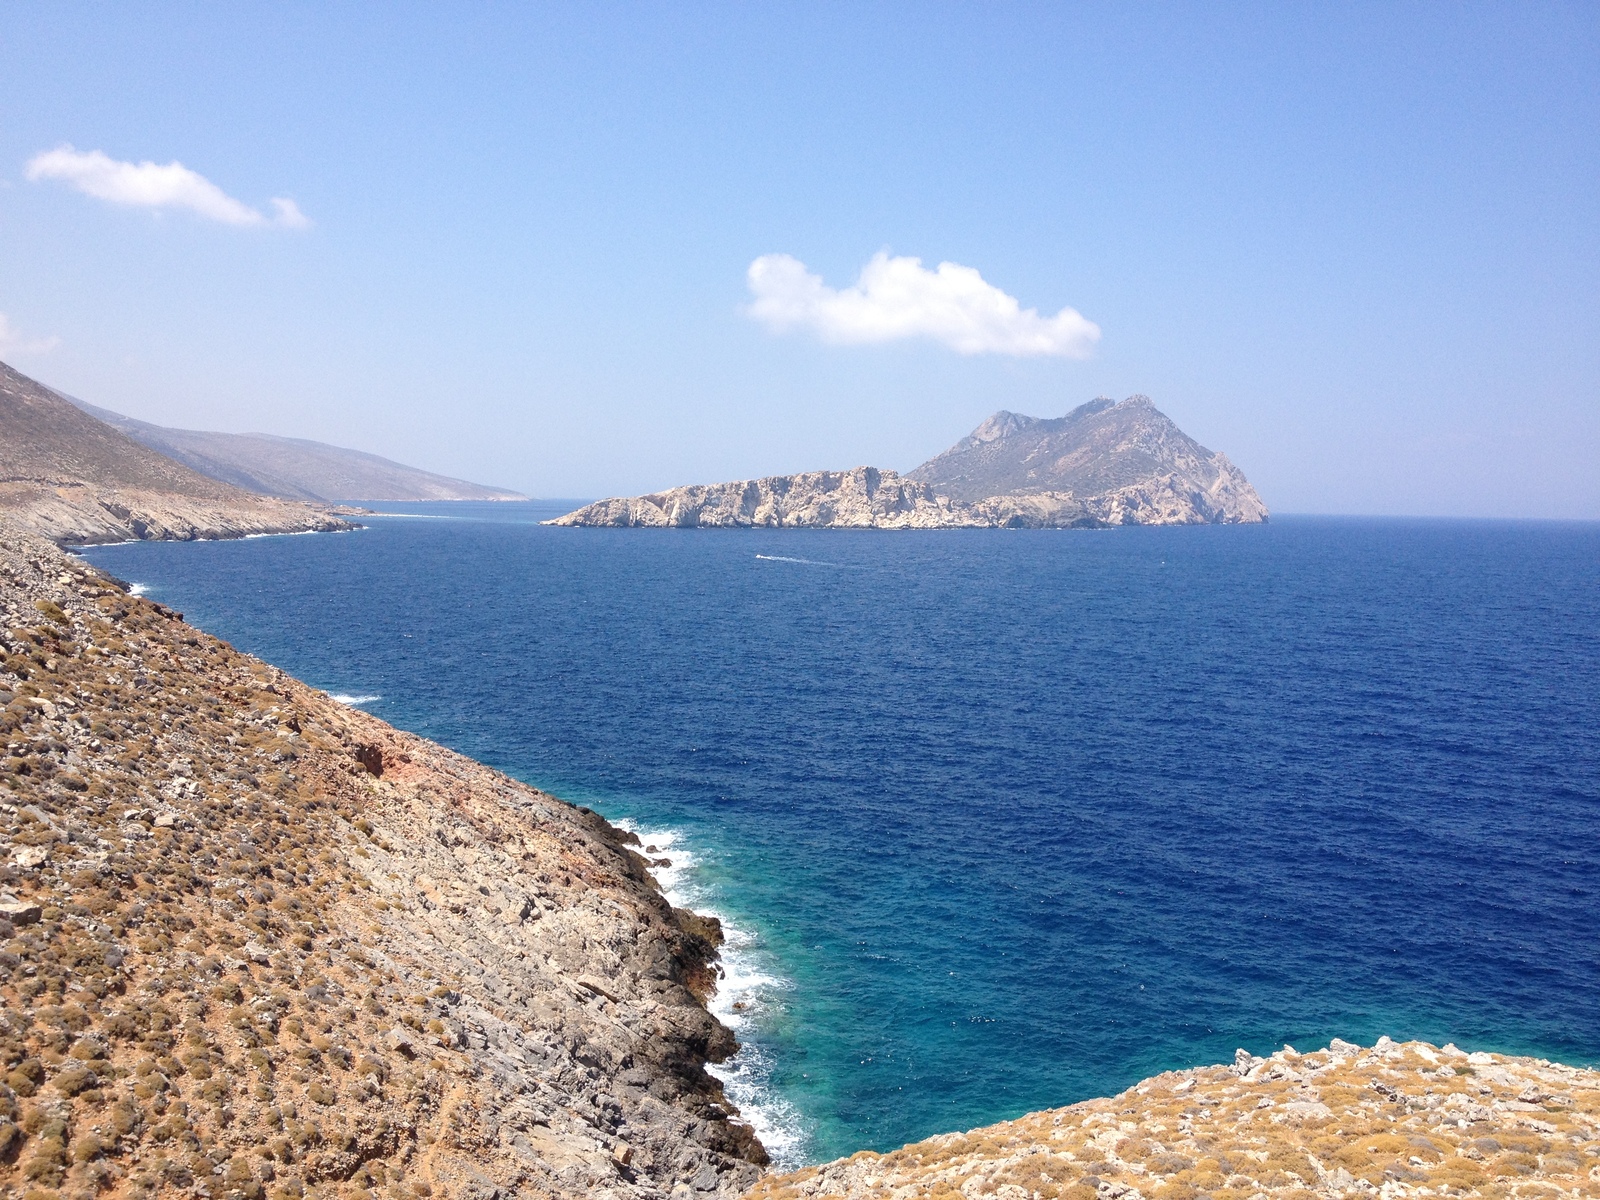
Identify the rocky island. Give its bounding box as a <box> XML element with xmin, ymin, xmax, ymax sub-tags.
<box><xmin>548</xmin><ymin>396</ymin><xmax>1268</xmax><ymax>529</ymax></box>
<box><xmin>2</xmin><ymin>363</ymin><xmax>1594</xmax><ymax>1200</ymax></box>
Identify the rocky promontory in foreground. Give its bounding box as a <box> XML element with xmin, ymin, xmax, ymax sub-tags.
<box><xmin>548</xmin><ymin>396</ymin><xmax>1267</xmax><ymax>529</ymax></box>
<box><xmin>0</xmin><ymin>522</ymin><xmax>765</xmax><ymax>1198</ymax></box>
<box><xmin>755</xmin><ymin>1039</ymin><xmax>1600</xmax><ymax>1199</ymax></box>
<box><xmin>0</xmin><ymin>362</ymin><xmax>356</xmax><ymax>545</ymax></box>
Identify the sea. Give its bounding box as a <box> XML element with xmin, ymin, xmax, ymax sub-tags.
<box><xmin>80</xmin><ymin>504</ymin><xmax>1600</xmax><ymax>1168</ymax></box>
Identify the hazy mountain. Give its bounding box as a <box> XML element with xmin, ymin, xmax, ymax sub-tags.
<box><xmin>907</xmin><ymin>394</ymin><xmax>1264</xmax><ymax>518</ymax></box>
<box><xmin>551</xmin><ymin>395</ymin><xmax>1267</xmax><ymax>528</ymax></box>
<box><xmin>0</xmin><ymin>360</ymin><xmax>352</xmax><ymax>544</ymax></box>
<box><xmin>64</xmin><ymin>397</ymin><xmax>526</xmax><ymax>503</ymax></box>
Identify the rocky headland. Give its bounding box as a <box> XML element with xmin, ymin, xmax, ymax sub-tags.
<box><xmin>548</xmin><ymin>396</ymin><xmax>1268</xmax><ymax>529</ymax></box>
<box><xmin>0</xmin><ymin>521</ymin><xmax>764</xmax><ymax>1199</ymax></box>
<box><xmin>1</xmin><ymin>363</ymin><xmax>356</xmax><ymax>546</ymax></box>
<box><xmin>754</xmin><ymin>1039</ymin><xmax>1600</xmax><ymax>1199</ymax></box>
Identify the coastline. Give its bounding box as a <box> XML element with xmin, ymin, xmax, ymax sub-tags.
<box><xmin>0</xmin><ymin>519</ymin><xmax>768</xmax><ymax>1197</ymax></box>
<box><xmin>614</xmin><ymin>819</ymin><xmax>811</xmax><ymax>1171</ymax></box>
<box><xmin>33</xmin><ymin>514</ymin><xmax>1600</xmax><ymax>1199</ymax></box>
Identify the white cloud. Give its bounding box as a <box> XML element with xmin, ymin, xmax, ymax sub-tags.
<box><xmin>24</xmin><ymin>145</ymin><xmax>310</xmax><ymax>229</ymax></box>
<box><xmin>0</xmin><ymin>313</ymin><xmax>61</xmax><ymax>358</ymax></box>
<box><xmin>746</xmin><ymin>251</ymin><xmax>1100</xmax><ymax>357</ymax></box>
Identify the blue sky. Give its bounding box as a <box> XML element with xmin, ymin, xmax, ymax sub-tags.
<box><xmin>1</xmin><ymin>4</ymin><xmax>1595</xmax><ymax>514</ymax></box>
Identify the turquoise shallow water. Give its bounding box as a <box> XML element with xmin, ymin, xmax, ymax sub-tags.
<box><xmin>84</xmin><ymin>506</ymin><xmax>1600</xmax><ymax>1166</ymax></box>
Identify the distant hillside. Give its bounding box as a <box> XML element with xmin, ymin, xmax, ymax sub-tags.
<box><xmin>908</xmin><ymin>395</ymin><xmax>1265</xmax><ymax>520</ymax></box>
<box><xmin>551</xmin><ymin>396</ymin><xmax>1267</xmax><ymax>528</ymax></box>
<box><xmin>0</xmin><ymin>360</ymin><xmax>353</xmax><ymax>544</ymax></box>
<box><xmin>64</xmin><ymin>396</ymin><xmax>525</xmax><ymax>503</ymax></box>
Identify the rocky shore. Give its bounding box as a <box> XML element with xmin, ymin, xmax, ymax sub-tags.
<box><xmin>3</xmin><ymin>514</ymin><xmax>1595</xmax><ymax>1200</ymax></box>
<box><xmin>0</xmin><ymin>482</ymin><xmax>357</xmax><ymax>547</ymax></box>
<box><xmin>0</xmin><ymin>520</ymin><xmax>765</xmax><ymax>1199</ymax></box>
<box><xmin>753</xmin><ymin>1039</ymin><xmax>1600</xmax><ymax>1199</ymax></box>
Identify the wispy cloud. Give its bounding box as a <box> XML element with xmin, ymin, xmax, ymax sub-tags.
<box><xmin>746</xmin><ymin>251</ymin><xmax>1099</xmax><ymax>357</ymax></box>
<box><xmin>24</xmin><ymin>145</ymin><xmax>310</xmax><ymax>229</ymax></box>
<box><xmin>0</xmin><ymin>313</ymin><xmax>61</xmax><ymax>358</ymax></box>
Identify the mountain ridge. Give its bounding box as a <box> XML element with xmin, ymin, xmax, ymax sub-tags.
<box><xmin>906</xmin><ymin>394</ymin><xmax>1262</xmax><ymax>511</ymax></box>
<box><xmin>0</xmin><ymin>361</ymin><xmax>354</xmax><ymax>545</ymax></box>
<box><xmin>549</xmin><ymin>396</ymin><xmax>1268</xmax><ymax>529</ymax></box>
<box><xmin>61</xmin><ymin>396</ymin><xmax>525</xmax><ymax>504</ymax></box>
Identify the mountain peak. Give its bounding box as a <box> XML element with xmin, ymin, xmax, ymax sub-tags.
<box><xmin>969</xmin><ymin>410</ymin><xmax>1038</xmax><ymax>444</ymax></box>
<box><xmin>906</xmin><ymin>394</ymin><xmax>1266</xmax><ymax>521</ymax></box>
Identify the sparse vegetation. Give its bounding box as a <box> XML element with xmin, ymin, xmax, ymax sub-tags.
<box><xmin>751</xmin><ymin>1038</ymin><xmax>1600</xmax><ymax>1199</ymax></box>
<box><xmin>0</xmin><ymin>524</ymin><xmax>767</xmax><ymax>1198</ymax></box>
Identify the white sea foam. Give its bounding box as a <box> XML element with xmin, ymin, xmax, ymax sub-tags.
<box><xmin>614</xmin><ymin>818</ymin><xmax>811</xmax><ymax>1168</ymax></box>
<box><xmin>329</xmin><ymin>693</ymin><xmax>381</xmax><ymax>706</ymax></box>
<box><xmin>127</xmin><ymin>583</ymin><xmax>150</xmax><ymax>597</ymax></box>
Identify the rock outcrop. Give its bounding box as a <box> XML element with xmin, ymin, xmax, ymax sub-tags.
<box><xmin>0</xmin><ymin>521</ymin><xmax>765</xmax><ymax>1198</ymax></box>
<box><xmin>546</xmin><ymin>468</ymin><xmax>986</xmax><ymax>530</ymax></box>
<box><xmin>0</xmin><ymin>362</ymin><xmax>357</xmax><ymax>545</ymax></box>
<box><xmin>751</xmin><ymin>1038</ymin><xmax>1600</xmax><ymax>1199</ymax></box>
<box><xmin>549</xmin><ymin>396</ymin><xmax>1267</xmax><ymax>529</ymax></box>
<box><xmin>63</xmin><ymin>396</ymin><xmax>526</xmax><ymax>505</ymax></box>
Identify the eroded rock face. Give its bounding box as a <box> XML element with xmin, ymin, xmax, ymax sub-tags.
<box><xmin>0</xmin><ymin>521</ymin><xmax>765</xmax><ymax>1199</ymax></box>
<box><xmin>750</xmin><ymin>1038</ymin><xmax>1600</xmax><ymax>1199</ymax></box>
<box><xmin>549</xmin><ymin>397</ymin><xmax>1268</xmax><ymax>530</ymax></box>
<box><xmin>547</xmin><ymin>467</ymin><xmax>989</xmax><ymax>530</ymax></box>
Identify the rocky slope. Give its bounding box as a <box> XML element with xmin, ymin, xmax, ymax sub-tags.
<box><xmin>908</xmin><ymin>396</ymin><xmax>1266</xmax><ymax>524</ymax></box>
<box><xmin>0</xmin><ymin>520</ymin><xmax>765</xmax><ymax>1199</ymax></box>
<box><xmin>63</xmin><ymin>398</ymin><xmax>526</xmax><ymax>505</ymax></box>
<box><xmin>0</xmin><ymin>363</ymin><xmax>355</xmax><ymax>545</ymax></box>
<box><xmin>752</xmin><ymin>1039</ymin><xmax>1600</xmax><ymax>1199</ymax></box>
<box><xmin>549</xmin><ymin>397</ymin><xmax>1266</xmax><ymax>529</ymax></box>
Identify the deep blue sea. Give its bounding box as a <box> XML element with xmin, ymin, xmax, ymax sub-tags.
<box><xmin>82</xmin><ymin>505</ymin><xmax>1600</xmax><ymax>1166</ymax></box>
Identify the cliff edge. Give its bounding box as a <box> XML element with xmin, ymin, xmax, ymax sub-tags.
<box><xmin>0</xmin><ymin>521</ymin><xmax>765</xmax><ymax>1198</ymax></box>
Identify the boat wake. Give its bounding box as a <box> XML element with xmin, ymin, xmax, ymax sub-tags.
<box><xmin>755</xmin><ymin>553</ymin><xmax>871</xmax><ymax>570</ymax></box>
